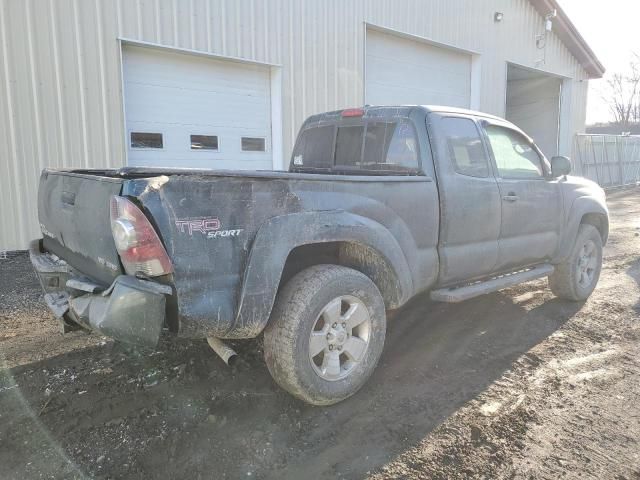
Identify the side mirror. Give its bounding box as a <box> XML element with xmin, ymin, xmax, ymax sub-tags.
<box><xmin>551</xmin><ymin>156</ymin><xmax>572</xmax><ymax>177</ymax></box>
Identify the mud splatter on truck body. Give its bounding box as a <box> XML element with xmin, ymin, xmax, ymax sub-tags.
<box><xmin>34</xmin><ymin>106</ymin><xmax>446</xmax><ymax>346</ymax></box>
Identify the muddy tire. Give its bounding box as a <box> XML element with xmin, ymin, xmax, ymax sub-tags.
<box><xmin>549</xmin><ymin>224</ymin><xmax>603</xmax><ymax>301</ymax></box>
<box><xmin>263</xmin><ymin>265</ymin><xmax>386</xmax><ymax>406</ymax></box>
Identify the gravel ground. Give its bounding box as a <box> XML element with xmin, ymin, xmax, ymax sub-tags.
<box><xmin>1</xmin><ymin>188</ymin><xmax>639</xmax><ymax>479</ymax></box>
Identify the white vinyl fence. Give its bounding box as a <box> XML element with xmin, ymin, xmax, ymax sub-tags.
<box><xmin>574</xmin><ymin>135</ymin><xmax>640</xmax><ymax>188</ymax></box>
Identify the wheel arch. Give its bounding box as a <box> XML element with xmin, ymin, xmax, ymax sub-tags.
<box><xmin>554</xmin><ymin>195</ymin><xmax>609</xmax><ymax>264</ymax></box>
<box><xmin>224</xmin><ymin>211</ymin><xmax>413</xmax><ymax>339</ymax></box>
<box><xmin>280</xmin><ymin>241</ymin><xmax>404</xmax><ymax>308</ymax></box>
<box><xmin>580</xmin><ymin>212</ymin><xmax>609</xmax><ymax>244</ymax></box>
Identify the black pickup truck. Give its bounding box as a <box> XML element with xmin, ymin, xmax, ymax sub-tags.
<box><xmin>30</xmin><ymin>106</ymin><xmax>608</xmax><ymax>405</ymax></box>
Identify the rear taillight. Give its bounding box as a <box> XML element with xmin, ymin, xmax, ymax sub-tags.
<box><xmin>341</xmin><ymin>108</ymin><xmax>365</xmax><ymax>117</ymax></box>
<box><xmin>110</xmin><ymin>196</ymin><xmax>173</xmax><ymax>277</ymax></box>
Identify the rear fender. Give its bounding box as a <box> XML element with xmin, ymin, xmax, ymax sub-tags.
<box><xmin>224</xmin><ymin>210</ymin><xmax>412</xmax><ymax>338</ymax></box>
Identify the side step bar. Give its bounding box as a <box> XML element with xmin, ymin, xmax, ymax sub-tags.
<box><xmin>430</xmin><ymin>264</ymin><xmax>554</xmax><ymax>303</ymax></box>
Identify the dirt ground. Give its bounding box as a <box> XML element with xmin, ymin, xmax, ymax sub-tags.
<box><xmin>1</xmin><ymin>189</ymin><xmax>639</xmax><ymax>480</ymax></box>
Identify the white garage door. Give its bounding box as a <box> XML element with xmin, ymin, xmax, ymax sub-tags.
<box><xmin>123</xmin><ymin>45</ymin><xmax>272</xmax><ymax>169</ymax></box>
<box><xmin>366</xmin><ymin>30</ymin><xmax>471</xmax><ymax>108</ymax></box>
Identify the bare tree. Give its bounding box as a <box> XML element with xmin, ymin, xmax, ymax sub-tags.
<box><xmin>604</xmin><ymin>54</ymin><xmax>640</xmax><ymax>127</ymax></box>
<box><xmin>633</xmin><ymin>56</ymin><xmax>640</xmax><ymax>124</ymax></box>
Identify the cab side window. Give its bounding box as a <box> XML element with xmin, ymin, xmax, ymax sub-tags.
<box><xmin>484</xmin><ymin>125</ymin><xmax>544</xmax><ymax>179</ymax></box>
<box><xmin>441</xmin><ymin>117</ymin><xmax>490</xmax><ymax>178</ymax></box>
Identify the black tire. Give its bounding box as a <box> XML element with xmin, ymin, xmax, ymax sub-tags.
<box><xmin>264</xmin><ymin>265</ymin><xmax>386</xmax><ymax>406</ymax></box>
<box><xmin>549</xmin><ymin>224</ymin><xmax>603</xmax><ymax>301</ymax></box>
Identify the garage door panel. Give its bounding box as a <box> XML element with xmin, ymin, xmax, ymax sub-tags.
<box><xmin>129</xmin><ymin>152</ymin><xmax>269</xmax><ymax>170</ymax></box>
<box><xmin>366</xmin><ymin>81</ymin><xmax>468</xmax><ymax>108</ymax></box>
<box><xmin>367</xmin><ymin>38</ymin><xmax>470</xmax><ymax>75</ymax></box>
<box><xmin>125</xmin><ymin>78</ymin><xmax>270</xmax><ymax>98</ymax></box>
<box><xmin>124</xmin><ymin>75</ymin><xmax>270</xmax><ymax>97</ymax></box>
<box><xmin>125</xmin><ymin>83</ymin><xmax>270</xmax><ymax>129</ymax></box>
<box><xmin>366</xmin><ymin>56</ymin><xmax>470</xmax><ymax>95</ymax></box>
<box><xmin>123</xmin><ymin>45</ymin><xmax>272</xmax><ymax>169</ymax></box>
<box><xmin>124</xmin><ymin>48</ymin><xmax>270</xmax><ymax>94</ymax></box>
<box><xmin>365</xmin><ymin>29</ymin><xmax>471</xmax><ymax>108</ymax></box>
<box><xmin>127</xmin><ymin>121</ymin><xmax>271</xmax><ymax>168</ymax></box>
<box><xmin>367</xmin><ymin>55</ymin><xmax>470</xmax><ymax>83</ymax></box>
<box><xmin>127</xmin><ymin>121</ymin><xmax>270</xmax><ymax>142</ymax></box>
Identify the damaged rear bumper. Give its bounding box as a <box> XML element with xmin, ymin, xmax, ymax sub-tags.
<box><xmin>29</xmin><ymin>240</ymin><xmax>172</xmax><ymax>348</ymax></box>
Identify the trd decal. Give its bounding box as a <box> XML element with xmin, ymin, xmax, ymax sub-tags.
<box><xmin>175</xmin><ymin>217</ymin><xmax>243</xmax><ymax>239</ymax></box>
<box><xmin>207</xmin><ymin>229</ymin><xmax>243</xmax><ymax>239</ymax></box>
<box><xmin>175</xmin><ymin>218</ymin><xmax>221</xmax><ymax>235</ymax></box>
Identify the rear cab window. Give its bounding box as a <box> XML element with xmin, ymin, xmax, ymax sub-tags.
<box><xmin>292</xmin><ymin>125</ymin><xmax>335</xmax><ymax>170</ymax></box>
<box><xmin>291</xmin><ymin>113</ymin><xmax>422</xmax><ymax>175</ymax></box>
<box><xmin>335</xmin><ymin>125</ymin><xmax>365</xmax><ymax>167</ymax></box>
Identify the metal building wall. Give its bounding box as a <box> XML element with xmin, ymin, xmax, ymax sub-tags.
<box><xmin>0</xmin><ymin>0</ymin><xmax>590</xmax><ymax>250</ymax></box>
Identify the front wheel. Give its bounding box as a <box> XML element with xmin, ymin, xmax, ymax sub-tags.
<box><xmin>549</xmin><ymin>224</ymin><xmax>603</xmax><ymax>301</ymax></box>
<box><xmin>264</xmin><ymin>265</ymin><xmax>386</xmax><ymax>406</ymax></box>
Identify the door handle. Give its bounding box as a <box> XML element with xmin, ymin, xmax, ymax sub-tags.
<box><xmin>502</xmin><ymin>192</ymin><xmax>519</xmax><ymax>202</ymax></box>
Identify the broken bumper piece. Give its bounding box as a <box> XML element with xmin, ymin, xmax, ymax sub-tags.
<box><xmin>29</xmin><ymin>240</ymin><xmax>172</xmax><ymax>348</ymax></box>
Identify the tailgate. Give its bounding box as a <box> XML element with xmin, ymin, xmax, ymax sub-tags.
<box><xmin>38</xmin><ymin>170</ymin><xmax>124</xmax><ymax>285</ymax></box>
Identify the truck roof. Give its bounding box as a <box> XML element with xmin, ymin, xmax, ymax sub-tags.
<box><xmin>418</xmin><ymin>105</ymin><xmax>505</xmax><ymax>122</ymax></box>
<box><xmin>303</xmin><ymin>105</ymin><xmax>506</xmax><ymax>125</ymax></box>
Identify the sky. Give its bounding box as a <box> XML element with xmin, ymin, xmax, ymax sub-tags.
<box><xmin>557</xmin><ymin>0</ymin><xmax>640</xmax><ymax>124</ymax></box>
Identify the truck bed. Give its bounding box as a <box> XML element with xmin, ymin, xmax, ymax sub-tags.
<box><xmin>36</xmin><ymin>166</ymin><xmax>439</xmax><ymax>339</ymax></box>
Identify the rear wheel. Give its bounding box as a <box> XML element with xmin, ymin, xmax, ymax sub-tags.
<box><xmin>264</xmin><ymin>265</ymin><xmax>386</xmax><ymax>406</ymax></box>
<box><xmin>549</xmin><ymin>224</ymin><xmax>603</xmax><ymax>301</ymax></box>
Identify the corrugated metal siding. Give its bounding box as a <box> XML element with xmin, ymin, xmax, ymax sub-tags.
<box><xmin>0</xmin><ymin>0</ymin><xmax>590</xmax><ymax>250</ymax></box>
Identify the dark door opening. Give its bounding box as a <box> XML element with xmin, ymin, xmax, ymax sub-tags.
<box><xmin>505</xmin><ymin>64</ymin><xmax>562</xmax><ymax>159</ymax></box>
